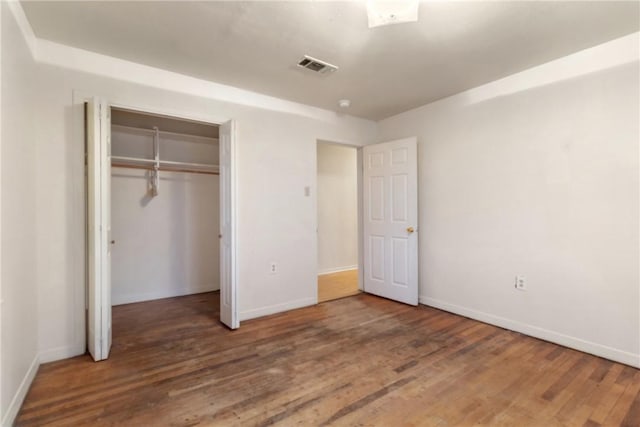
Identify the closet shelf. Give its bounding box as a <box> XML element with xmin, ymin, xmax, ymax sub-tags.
<box><xmin>112</xmin><ymin>123</ymin><xmax>217</xmax><ymax>143</ymax></box>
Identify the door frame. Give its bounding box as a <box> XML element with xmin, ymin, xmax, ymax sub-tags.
<box><xmin>314</xmin><ymin>140</ymin><xmax>365</xmax><ymax>298</ymax></box>
<box><xmin>73</xmin><ymin>91</ymin><xmax>240</xmax><ymax>356</ymax></box>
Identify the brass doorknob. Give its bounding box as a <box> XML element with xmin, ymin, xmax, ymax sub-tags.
<box><xmin>407</xmin><ymin>227</ymin><xmax>415</xmax><ymax>233</ymax></box>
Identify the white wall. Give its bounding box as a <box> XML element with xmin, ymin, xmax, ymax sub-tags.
<box><xmin>317</xmin><ymin>143</ymin><xmax>358</xmax><ymax>274</ymax></box>
<box><xmin>1</xmin><ymin>2</ymin><xmax>39</xmax><ymax>424</ymax></box>
<box><xmin>377</xmin><ymin>33</ymin><xmax>640</xmax><ymax>367</ymax></box>
<box><xmin>111</xmin><ymin>127</ymin><xmax>219</xmax><ymax>305</ymax></box>
<box><xmin>30</xmin><ymin>41</ymin><xmax>376</xmax><ymax>363</ymax></box>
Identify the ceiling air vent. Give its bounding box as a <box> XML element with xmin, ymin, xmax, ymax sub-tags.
<box><xmin>297</xmin><ymin>55</ymin><xmax>338</xmax><ymax>74</ymax></box>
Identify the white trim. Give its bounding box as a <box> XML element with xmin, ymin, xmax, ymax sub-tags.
<box><xmin>112</xmin><ymin>286</ymin><xmax>219</xmax><ymax>306</ymax></box>
<box><xmin>7</xmin><ymin>1</ymin><xmax>372</xmax><ymax>125</ymax></box>
<box><xmin>39</xmin><ymin>346</ymin><xmax>84</xmax><ymax>365</ymax></box>
<box><xmin>383</xmin><ymin>32</ymin><xmax>640</xmax><ymax>122</ymax></box>
<box><xmin>9</xmin><ymin>0</ymin><xmax>637</xmax><ymax>128</ymax></box>
<box><xmin>1</xmin><ymin>354</ymin><xmax>39</xmax><ymax>427</ymax></box>
<box><xmin>420</xmin><ymin>296</ymin><xmax>640</xmax><ymax>369</ymax></box>
<box><xmin>71</xmin><ymin>90</ymin><xmax>90</xmax><ymax>367</ymax></box>
<box><xmin>0</xmin><ymin>2</ymin><xmax>3</xmax><ymax>420</ymax></box>
<box><xmin>460</xmin><ymin>31</ymin><xmax>640</xmax><ymax>106</ymax></box>
<box><xmin>356</xmin><ymin>148</ymin><xmax>364</xmax><ymax>292</ymax></box>
<box><xmin>239</xmin><ymin>297</ymin><xmax>316</xmax><ymax>322</ymax></box>
<box><xmin>318</xmin><ymin>265</ymin><xmax>358</xmax><ymax>275</ymax></box>
<box><xmin>229</xmin><ymin>120</ymin><xmax>239</xmax><ymax>328</ymax></box>
<box><xmin>6</xmin><ymin>1</ymin><xmax>37</xmax><ymax>59</ymax></box>
<box><xmin>35</xmin><ymin>39</ymin><xmax>353</xmax><ymax>124</ymax></box>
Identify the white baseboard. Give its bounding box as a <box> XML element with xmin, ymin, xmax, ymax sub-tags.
<box><xmin>318</xmin><ymin>265</ymin><xmax>358</xmax><ymax>275</ymax></box>
<box><xmin>420</xmin><ymin>296</ymin><xmax>640</xmax><ymax>368</ymax></box>
<box><xmin>39</xmin><ymin>344</ymin><xmax>85</xmax><ymax>364</ymax></box>
<box><xmin>1</xmin><ymin>354</ymin><xmax>39</xmax><ymax>427</ymax></box>
<box><xmin>240</xmin><ymin>297</ymin><xmax>316</xmax><ymax>321</ymax></box>
<box><xmin>112</xmin><ymin>284</ymin><xmax>219</xmax><ymax>306</ymax></box>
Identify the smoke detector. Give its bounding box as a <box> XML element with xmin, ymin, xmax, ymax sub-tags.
<box><xmin>297</xmin><ymin>55</ymin><xmax>338</xmax><ymax>74</ymax></box>
<box><xmin>338</xmin><ymin>99</ymin><xmax>351</xmax><ymax>108</ymax></box>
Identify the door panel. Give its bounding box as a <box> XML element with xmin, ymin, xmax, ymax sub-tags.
<box><xmin>104</xmin><ymin>105</ymin><xmax>112</xmax><ymax>357</ymax></box>
<box><xmin>391</xmin><ymin>174</ymin><xmax>408</xmax><ymax>221</ymax></box>
<box><xmin>87</xmin><ymin>97</ymin><xmax>112</xmax><ymax>361</ymax></box>
<box><xmin>369</xmin><ymin>176</ymin><xmax>385</xmax><ymax>221</ymax></box>
<box><xmin>219</xmin><ymin>120</ymin><xmax>238</xmax><ymax>329</ymax></box>
<box><xmin>370</xmin><ymin>235</ymin><xmax>385</xmax><ymax>281</ymax></box>
<box><xmin>363</xmin><ymin>138</ymin><xmax>418</xmax><ymax>305</ymax></box>
<box><xmin>392</xmin><ymin>237</ymin><xmax>409</xmax><ymax>286</ymax></box>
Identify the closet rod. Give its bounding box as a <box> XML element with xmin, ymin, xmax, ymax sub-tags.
<box><xmin>111</xmin><ymin>155</ymin><xmax>218</xmax><ymax>170</ymax></box>
<box><xmin>111</xmin><ymin>162</ymin><xmax>219</xmax><ymax>176</ymax></box>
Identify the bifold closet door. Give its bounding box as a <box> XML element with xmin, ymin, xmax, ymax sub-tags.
<box><xmin>87</xmin><ymin>97</ymin><xmax>113</xmax><ymax>361</ymax></box>
<box><xmin>219</xmin><ymin>120</ymin><xmax>239</xmax><ymax>329</ymax></box>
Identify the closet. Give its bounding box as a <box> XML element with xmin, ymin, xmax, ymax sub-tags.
<box><xmin>110</xmin><ymin>107</ymin><xmax>220</xmax><ymax>306</ymax></box>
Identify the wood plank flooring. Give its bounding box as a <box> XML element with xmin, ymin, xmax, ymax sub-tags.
<box><xmin>317</xmin><ymin>269</ymin><xmax>360</xmax><ymax>303</ymax></box>
<box><xmin>16</xmin><ymin>292</ymin><xmax>640</xmax><ymax>426</ymax></box>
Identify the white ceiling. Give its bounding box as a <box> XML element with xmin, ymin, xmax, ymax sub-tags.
<box><xmin>21</xmin><ymin>1</ymin><xmax>640</xmax><ymax>120</ymax></box>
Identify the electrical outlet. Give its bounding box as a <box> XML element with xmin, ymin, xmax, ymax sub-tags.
<box><xmin>270</xmin><ymin>262</ymin><xmax>277</xmax><ymax>274</ymax></box>
<box><xmin>515</xmin><ymin>275</ymin><xmax>526</xmax><ymax>291</ymax></box>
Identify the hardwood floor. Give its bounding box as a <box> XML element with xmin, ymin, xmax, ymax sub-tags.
<box><xmin>317</xmin><ymin>269</ymin><xmax>360</xmax><ymax>303</ymax></box>
<box><xmin>17</xmin><ymin>292</ymin><xmax>640</xmax><ymax>426</ymax></box>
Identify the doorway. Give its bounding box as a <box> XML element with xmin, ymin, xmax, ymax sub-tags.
<box><xmin>315</xmin><ymin>137</ymin><xmax>420</xmax><ymax>307</ymax></box>
<box><xmin>316</xmin><ymin>142</ymin><xmax>361</xmax><ymax>303</ymax></box>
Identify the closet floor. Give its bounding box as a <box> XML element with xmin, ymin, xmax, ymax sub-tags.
<box><xmin>16</xmin><ymin>292</ymin><xmax>640</xmax><ymax>426</ymax></box>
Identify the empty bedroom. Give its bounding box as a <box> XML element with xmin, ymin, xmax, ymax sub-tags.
<box><xmin>1</xmin><ymin>1</ymin><xmax>638</xmax><ymax>426</ymax></box>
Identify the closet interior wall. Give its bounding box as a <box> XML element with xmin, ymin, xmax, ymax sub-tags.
<box><xmin>110</xmin><ymin>108</ymin><xmax>220</xmax><ymax>305</ymax></box>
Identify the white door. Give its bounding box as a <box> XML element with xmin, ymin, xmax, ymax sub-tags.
<box><xmin>363</xmin><ymin>137</ymin><xmax>418</xmax><ymax>305</ymax></box>
<box><xmin>219</xmin><ymin>120</ymin><xmax>239</xmax><ymax>329</ymax></box>
<box><xmin>87</xmin><ymin>97</ymin><xmax>112</xmax><ymax>361</ymax></box>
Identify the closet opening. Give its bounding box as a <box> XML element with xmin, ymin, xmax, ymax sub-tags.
<box><xmin>110</xmin><ymin>107</ymin><xmax>220</xmax><ymax>311</ymax></box>
<box><xmin>85</xmin><ymin>97</ymin><xmax>238</xmax><ymax>362</ymax></box>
